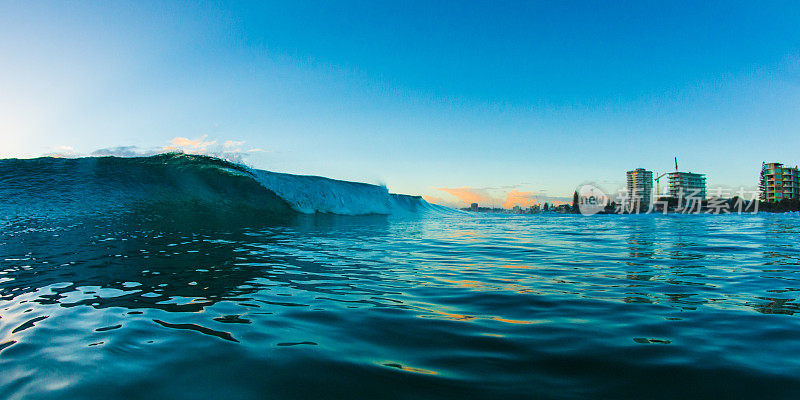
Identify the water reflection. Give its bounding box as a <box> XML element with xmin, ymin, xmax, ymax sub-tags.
<box><xmin>2</xmin><ymin>211</ymin><xmax>394</xmax><ymax>307</ymax></box>
<box><xmin>3</xmin><ymin>212</ymin><xmax>800</xmax><ymax>399</ymax></box>
<box><xmin>625</xmin><ymin>217</ymin><xmax>656</xmax><ymax>261</ymax></box>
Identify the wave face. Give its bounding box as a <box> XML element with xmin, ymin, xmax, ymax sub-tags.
<box><xmin>251</xmin><ymin>170</ymin><xmax>442</xmax><ymax>215</ymax></box>
<box><xmin>0</xmin><ymin>154</ymin><xmax>440</xmax><ymax>222</ymax></box>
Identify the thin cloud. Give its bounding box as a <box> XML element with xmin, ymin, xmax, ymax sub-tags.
<box><xmin>163</xmin><ymin>135</ymin><xmax>216</xmax><ymax>153</ymax></box>
<box><xmin>90</xmin><ymin>146</ymin><xmax>155</xmax><ymax>157</ymax></box>
<box><xmin>436</xmin><ymin>186</ymin><xmax>572</xmax><ymax>208</ymax></box>
<box><xmin>224</xmin><ymin>140</ymin><xmax>245</xmax><ymax>148</ymax></box>
<box><xmin>43</xmin><ymin>145</ymin><xmax>78</xmax><ymax>158</ymax></box>
<box><xmin>503</xmin><ymin>190</ymin><xmax>571</xmax><ymax>208</ymax></box>
<box><xmin>503</xmin><ymin>190</ymin><xmax>537</xmax><ymax>208</ymax></box>
<box><xmin>436</xmin><ymin>187</ymin><xmax>493</xmax><ymax>206</ymax></box>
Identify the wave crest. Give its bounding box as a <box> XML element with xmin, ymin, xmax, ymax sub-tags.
<box><xmin>0</xmin><ymin>153</ymin><xmax>442</xmax><ymax>221</ymax></box>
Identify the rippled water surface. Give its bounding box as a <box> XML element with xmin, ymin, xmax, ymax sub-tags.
<box><xmin>2</xmin><ymin>212</ymin><xmax>800</xmax><ymax>399</ymax></box>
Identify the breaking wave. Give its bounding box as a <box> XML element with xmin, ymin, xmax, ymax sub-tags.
<box><xmin>0</xmin><ymin>153</ymin><xmax>446</xmax><ymax>223</ymax></box>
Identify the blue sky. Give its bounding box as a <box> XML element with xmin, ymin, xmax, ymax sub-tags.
<box><xmin>2</xmin><ymin>1</ymin><xmax>799</xmax><ymax>206</ymax></box>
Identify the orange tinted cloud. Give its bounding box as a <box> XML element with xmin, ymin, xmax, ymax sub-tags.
<box><xmin>44</xmin><ymin>145</ymin><xmax>78</xmax><ymax>158</ymax></box>
<box><xmin>503</xmin><ymin>190</ymin><xmax>537</xmax><ymax>209</ymax></box>
<box><xmin>422</xmin><ymin>195</ymin><xmax>443</xmax><ymax>203</ymax></box>
<box><xmin>163</xmin><ymin>135</ymin><xmax>216</xmax><ymax>152</ymax></box>
<box><xmin>435</xmin><ymin>186</ymin><xmax>570</xmax><ymax>209</ymax></box>
<box><xmin>436</xmin><ymin>187</ymin><xmax>492</xmax><ymax>206</ymax></box>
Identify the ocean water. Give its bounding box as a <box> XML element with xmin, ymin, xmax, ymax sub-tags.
<box><xmin>2</xmin><ymin>155</ymin><xmax>800</xmax><ymax>399</ymax></box>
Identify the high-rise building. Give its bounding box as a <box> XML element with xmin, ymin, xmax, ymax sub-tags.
<box><xmin>470</xmin><ymin>203</ymin><xmax>479</xmax><ymax>211</ymax></box>
<box><xmin>760</xmin><ymin>162</ymin><xmax>800</xmax><ymax>203</ymax></box>
<box><xmin>668</xmin><ymin>172</ymin><xmax>706</xmax><ymax>199</ymax></box>
<box><xmin>626</xmin><ymin>168</ymin><xmax>653</xmax><ymax>209</ymax></box>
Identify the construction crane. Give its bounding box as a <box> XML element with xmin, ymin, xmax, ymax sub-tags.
<box><xmin>655</xmin><ymin>173</ymin><xmax>668</xmax><ymax>198</ymax></box>
<box><xmin>654</xmin><ymin>157</ymin><xmax>679</xmax><ymax>198</ymax></box>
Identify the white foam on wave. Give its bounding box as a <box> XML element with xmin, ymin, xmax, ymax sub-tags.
<box><xmin>250</xmin><ymin>169</ymin><xmax>450</xmax><ymax>215</ymax></box>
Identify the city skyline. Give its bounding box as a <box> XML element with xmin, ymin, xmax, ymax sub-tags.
<box><xmin>2</xmin><ymin>1</ymin><xmax>799</xmax><ymax>208</ymax></box>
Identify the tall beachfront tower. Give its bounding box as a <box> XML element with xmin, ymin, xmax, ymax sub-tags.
<box><xmin>626</xmin><ymin>168</ymin><xmax>653</xmax><ymax>209</ymax></box>
<box><xmin>760</xmin><ymin>162</ymin><xmax>800</xmax><ymax>203</ymax></box>
<box><xmin>668</xmin><ymin>171</ymin><xmax>706</xmax><ymax>199</ymax></box>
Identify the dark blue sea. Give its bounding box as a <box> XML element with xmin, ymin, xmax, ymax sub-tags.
<box><xmin>2</xmin><ymin>155</ymin><xmax>800</xmax><ymax>399</ymax></box>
